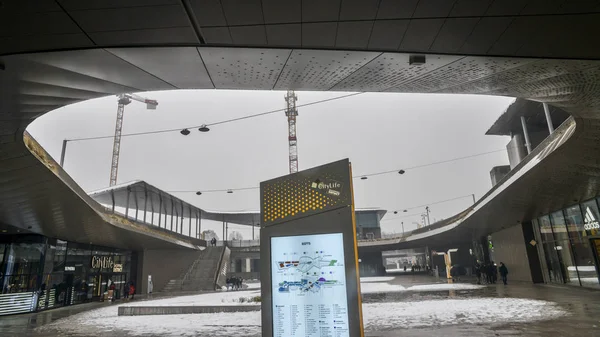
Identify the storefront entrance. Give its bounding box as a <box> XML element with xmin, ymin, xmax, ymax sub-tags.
<box><xmin>89</xmin><ymin>273</ymin><xmax>126</xmax><ymax>300</ymax></box>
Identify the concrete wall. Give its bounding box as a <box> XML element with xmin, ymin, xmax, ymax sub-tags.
<box><xmin>137</xmin><ymin>248</ymin><xmax>202</xmax><ymax>294</ymax></box>
<box><xmin>490</xmin><ymin>224</ymin><xmax>532</xmax><ymax>282</ymax></box>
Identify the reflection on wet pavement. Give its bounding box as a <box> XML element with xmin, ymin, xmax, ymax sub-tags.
<box><xmin>1</xmin><ymin>274</ymin><xmax>599</xmax><ymax>336</ymax></box>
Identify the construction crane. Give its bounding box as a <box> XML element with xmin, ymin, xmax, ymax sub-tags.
<box><xmin>109</xmin><ymin>93</ymin><xmax>158</xmax><ymax>186</ymax></box>
<box><xmin>284</xmin><ymin>90</ymin><xmax>299</xmax><ymax>174</ymax></box>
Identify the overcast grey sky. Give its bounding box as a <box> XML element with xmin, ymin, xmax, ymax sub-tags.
<box><xmin>27</xmin><ymin>91</ymin><xmax>513</xmax><ymax>239</ymax></box>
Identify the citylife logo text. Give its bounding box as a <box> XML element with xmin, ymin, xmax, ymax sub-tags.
<box><xmin>311</xmin><ymin>179</ymin><xmax>342</xmax><ymax>197</ymax></box>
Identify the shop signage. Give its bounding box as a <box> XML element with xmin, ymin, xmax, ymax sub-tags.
<box><xmin>91</xmin><ymin>256</ymin><xmax>114</xmax><ymax>269</ymax></box>
<box><xmin>64</xmin><ymin>266</ymin><xmax>75</xmax><ymax>271</ymax></box>
<box><xmin>113</xmin><ymin>264</ymin><xmax>123</xmax><ymax>273</ymax></box>
<box><xmin>584</xmin><ymin>220</ymin><xmax>600</xmax><ymax>230</ymax></box>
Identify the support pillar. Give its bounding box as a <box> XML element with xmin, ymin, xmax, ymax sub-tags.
<box><xmin>158</xmin><ymin>194</ymin><xmax>162</xmax><ymax>228</ymax></box>
<box><xmin>520</xmin><ymin>116</ymin><xmax>532</xmax><ymax>154</ymax></box>
<box><xmin>543</xmin><ymin>103</ymin><xmax>554</xmax><ymax>134</ymax></box>
<box><xmin>188</xmin><ymin>205</ymin><xmax>192</xmax><ymax>237</ymax></box>
<box><xmin>125</xmin><ymin>187</ymin><xmax>131</xmax><ymax>219</ymax></box>
<box><xmin>143</xmin><ymin>184</ymin><xmax>148</xmax><ymax>224</ymax></box>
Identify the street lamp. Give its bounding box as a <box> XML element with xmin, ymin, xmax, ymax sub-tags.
<box><xmin>198</xmin><ymin>124</ymin><xmax>210</xmax><ymax>132</ymax></box>
<box><xmin>195</xmin><ymin>191</ymin><xmax>202</xmax><ymax>195</ymax></box>
<box><xmin>180</xmin><ymin>128</ymin><xmax>191</xmax><ymax>135</ymax></box>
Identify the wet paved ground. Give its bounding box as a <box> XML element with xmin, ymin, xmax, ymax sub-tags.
<box><xmin>2</xmin><ymin>275</ymin><xmax>600</xmax><ymax>336</ymax></box>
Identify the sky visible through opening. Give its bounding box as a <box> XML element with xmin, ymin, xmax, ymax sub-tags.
<box><xmin>27</xmin><ymin>90</ymin><xmax>514</xmax><ymax>239</ymax></box>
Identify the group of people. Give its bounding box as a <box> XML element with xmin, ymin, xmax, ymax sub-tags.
<box><xmin>225</xmin><ymin>277</ymin><xmax>244</xmax><ymax>290</ymax></box>
<box><xmin>475</xmin><ymin>261</ymin><xmax>509</xmax><ymax>285</ymax></box>
<box><xmin>210</xmin><ymin>237</ymin><xmax>218</xmax><ymax>246</ymax></box>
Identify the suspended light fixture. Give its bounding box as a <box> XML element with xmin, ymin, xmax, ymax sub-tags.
<box><xmin>227</xmin><ymin>189</ymin><xmax>233</xmax><ymax>194</ymax></box>
<box><xmin>398</xmin><ymin>169</ymin><xmax>405</xmax><ymax>174</ymax></box>
<box><xmin>180</xmin><ymin>128</ymin><xmax>191</xmax><ymax>135</ymax></box>
<box><xmin>196</xmin><ymin>191</ymin><xmax>202</xmax><ymax>195</ymax></box>
<box><xmin>198</xmin><ymin>125</ymin><xmax>210</xmax><ymax>132</ymax></box>
<box><xmin>361</xmin><ymin>176</ymin><xmax>368</xmax><ymax>180</ymax></box>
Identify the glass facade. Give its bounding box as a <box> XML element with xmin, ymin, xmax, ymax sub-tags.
<box><xmin>533</xmin><ymin>197</ymin><xmax>600</xmax><ymax>289</ymax></box>
<box><xmin>0</xmin><ymin>234</ymin><xmax>133</xmax><ymax>316</ymax></box>
<box><xmin>356</xmin><ymin>211</ymin><xmax>382</xmax><ymax>239</ymax></box>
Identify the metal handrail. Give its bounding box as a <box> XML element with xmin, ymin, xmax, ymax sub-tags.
<box><xmin>181</xmin><ymin>258</ymin><xmax>201</xmax><ymax>289</ymax></box>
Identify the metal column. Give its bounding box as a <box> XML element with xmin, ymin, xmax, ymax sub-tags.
<box><xmin>520</xmin><ymin>116</ymin><xmax>532</xmax><ymax>154</ymax></box>
<box><xmin>149</xmin><ymin>190</ymin><xmax>155</xmax><ymax>225</ymax></box>
<box><xmin>143</xmin><ymin>184</ymin><xmax>148</xmax><ymax>223</ymax></box>
<box><xmin>543</xmin><ymin>103</ymin><xmax>554</xmax><ymax>134</ymax></box>
<box><xmin>110</xmin><ymin>190</ymin><xmax>116</xmax><ymax>213</ymax></box>
<box><xmin>170</xmin><ymin>198</ymin><xmax>174</xmax><ymax>231</ymax></box>
<box><xmin>133</xmin><ymin>188</ymin><xmax>139</xmax><ymax>221</ymax></box>
<box><xmin>158</xmin><ymin>193</ymin><xmax>163</xmax><ymax>228</ymax></box>
<box><xmin>60</xmin><ymin>139</ymin><xmax>68</xmax><ymax>167</ymax></box>
<box><xmin>181</xmin><ymin>202</ymin><xmax>184</xmax><ymax>234</ymax></box>
<box><xmin>125</xmin><ymin>187</ymin><xmax>130</xmax><ymax>219</ymax></box>
<box><xmin>188</xmin><ymin>205</ymin><xmax>192</xmax><ymax>237</ymax></box>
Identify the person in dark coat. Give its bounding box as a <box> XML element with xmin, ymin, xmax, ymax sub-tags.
<box><xmin>499</xmin><ymin>262</ymin><xmax>509</xmax><ymax>285</ymax></box>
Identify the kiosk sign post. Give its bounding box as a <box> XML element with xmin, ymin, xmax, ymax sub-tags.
<box><xmin>260</xmin><ymin>159</ymin><xmax>363</xmax><ymax>337</ymax></box>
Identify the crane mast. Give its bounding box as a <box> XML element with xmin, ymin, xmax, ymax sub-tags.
<box><xmin>109</xmin><ymin>93</ymin><xmax>157</xmax><ymax>186</ymax></box>
<box><xmin>284</xmin><ymin>91</ymin><xmax>299</xmax><ymax>174</ymax></box>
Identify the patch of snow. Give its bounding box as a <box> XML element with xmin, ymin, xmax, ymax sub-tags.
<box><xmin>245</xmin><ymin>282</ymin><xmax>261</xmax><ymax>289</ymax></box>
<box><xmin>363</xmin><ymin>298</ymin><xmax>567</xmax><ymax>330</ymax></box>
<box><xmin>37</xmin><ymin>297</ymin><xmax>566</xmax><ymax>336</ymax></box>
<box><xmin>406</xmin><ymin>283</ymin><xmax>484</xmax><ymax>291</ymax></box>
<box><xmin>359</xmin><ymin>276</ymin><xmax>395</xmax><ymax>283</ymax></box>
<box><xmin>360</xmin><ymin>282</ymin><xmax>406</xmax><ymax>294</ymax></box>
<box><xmin>127</xmin><ymin>290</ymin><xmax>261</xmax><ymax>307</ymax></box>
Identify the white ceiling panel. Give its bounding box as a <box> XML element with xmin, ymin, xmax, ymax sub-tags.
<box><xmin>376</xmin><ymin>0</ymin><xmax>419</xmax><ymax>19</ymax></box>
<box><xmin>332</xmin><ymin>53</ymin><xmax>462</xmax><ymax>92</ymax></box>
<box><xmin>199</xmin><ymin>48</ymin><xmax>290</xmax><ymax>89</ymax></box>
<box><xmin>68</xmin><ymin>5</ymin><xmax>189</xmax><ymax>32</ymax></box>
<box><xmin>230</xmin><ymin>25</ymin><xmax>268</xmax><ymax>45</ymax></box>
<box><xmin>386</xmin><ymin>56</ymin><xmax>534</xmax><ymax>93</ymax></box>
<box><xmin>266</xmin><ymin>24</ymin><xmax>301</xmax><ymax>47</ymax></box>
<box><xmin>398</xmin><ymin>19</ymin><xmax>444</xmax><ymax>52</ymax></box>
<box><xmin>430</xmin><ymin>18</ymin><xmax>479</xmax><ymax>53</ymax></box>
<box><xmin>459</xmin><ymin>17</ymin><xmax>512</xmax><ymax>55</ymax></box>
<box><xmin>203</xmin><ymin>27</ymin><xmax>233</xmax><ymax>44</ymax></box>
<box><xmin>368</xmin><ymin>20</ymin><xmax>409</xmax><ymax>50</ymax></box>
<box><xmin>302</xmin><ymin>0</ymin><xmax>341</xmax><ymax>22</ymax></box>
<box><xmin>90</xmin><ymin>27</ymin><xmax>197</xmax><ymax>45</ymax></box>
<box><xmin>108</xmin><ymin>48</ymin><xmax>214</xmax><ymax>89</ymax></box>
<box><xmin>449</xmin><ymin>0</ymin><xmax>494</xmax><ymax>16</ymax></box>
<box><xmin>339</xmin><ymin>0</ymin><xmax>380</xmax><ymax>20</ymax></box>
<box><xmin>21</xmin><ymin>49</ymin><xmax>175</xmax><ymax>91</ymax></box>
<box><xmin>485</xmin><ymin>0</ymin><xmax>530</xmax><ymax>15</ymax></box>
<box><xmin>274</xmin><ymin>49</ymin><xmax>379</xmax><ymax>90</ymax></box>
<box><xmin>301</xmin><ymin>23</ymin><xmax>337</xmax><ymax>48</ymax></box>
<box><xmin>221</xmin><ymin>0</ymin><xmax>264</xmax><ymax>25</ymax></box>
<box><xmin>441</xmin><ymin>59</ymin><xmax>599</xmax><ymax>95</ymax></box>
<box><xmin>412</xmin><ymin>0</ymin><xmax>458</xmax><ymax>18</ymax></box>
<box><xmin>335</xmin><ymin>22</ymin><xmax>374</xmax><ymax>49</ymax></box>
<box><xmin>189</xmin><ymin>0</ymin><xmax>227</xmax><ymax>27</ymax></box>
<box><xmin>262</xmin><ymin>0</ymin><xmax>301</xmax><ymax>24</ymax></box>
<box><xmin>5</xmin><ymin>57</ymin><xmax>137</xmax><ymax>94</ymax></box>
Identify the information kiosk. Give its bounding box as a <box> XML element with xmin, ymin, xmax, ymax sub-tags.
<box><xmin>260</xmin><ymin>159</ymin><xmax>364</xmax><ymax>337</ymax></box>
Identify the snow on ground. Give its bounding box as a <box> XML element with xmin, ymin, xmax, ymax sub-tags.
<box><xmin>362</xmin><ymin>298</ymin><xmax>567</xmax><ymax>331</ymax></box>
<box><xmin>245</xmin><ymin>281</ymin><xmax>261</xmax><ymax>289</ymax></box>
<box><xmin>359</xmin><ymin>276</ymin><xmax>395</xmax><ymax>283</ymax></box>
<box><xmin>127</xmin><ymin>289</ymin><xmax>261</xmax><ymax>307</ymax></box>
<box><xmin>360</xmin><ymin>281</ymin><xmax>483</xmax><ymax>294</ymax></box>
<box><xmin>37</xmin><ymin>297</ymin><xmax>567</xmax><ymax>336</ymax></box>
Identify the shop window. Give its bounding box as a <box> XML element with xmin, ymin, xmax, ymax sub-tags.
<box><xmin>550</xmin><ymin>211</ymin><xmax>569</xmax><ymax>241</ymax></box>
<box><xmin>538</xmin><ymin>216</ymin><xmax>554</xmax><ymax>242</ymax></box>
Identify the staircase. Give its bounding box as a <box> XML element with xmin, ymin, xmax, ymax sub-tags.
<box><xmin>161</xmin><ymin>246</ymin><xmax>229</xmax><ymax>293</ymax></box>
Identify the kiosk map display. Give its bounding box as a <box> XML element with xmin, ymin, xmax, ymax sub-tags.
<box><xmin>271</xmin><ymin>233</ymin><xmax>349</xmax><ymax>337</ymax></box>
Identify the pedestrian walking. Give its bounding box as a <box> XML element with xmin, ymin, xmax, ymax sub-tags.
<box><xmin>129</xmin><ymin>282</ymin><xmax>136</xmax><ymax>300</ymax></box>
<box><xmin>499</xmin><ymin>262</ymin><xmax>509</xmax><ymax>285</ymax></box>
<box><xmin>124</xmin><ymin>282</ymin><xmax>130</xmax><ymax>300</ymax></box>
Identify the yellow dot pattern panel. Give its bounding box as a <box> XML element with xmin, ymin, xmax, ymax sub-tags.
<box><xmin>261</xmin><ymin>171</ymin><xmax>350</xmax><ymax>224</ymax></box>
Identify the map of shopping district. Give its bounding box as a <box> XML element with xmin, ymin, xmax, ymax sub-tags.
<box><xmin>275</xmin><ymin>251</ymin><xmax>345</xmax><ymax>293</ymax></box>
